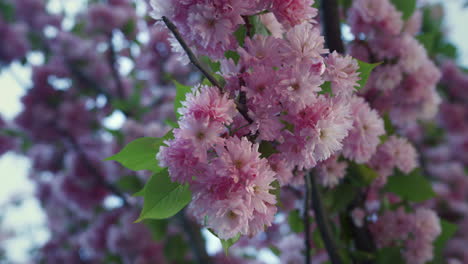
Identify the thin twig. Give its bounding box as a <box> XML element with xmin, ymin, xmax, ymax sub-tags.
<box><xmin>304</xmin><ymin>174</ymin><xmax>312</xmax><ymax>264</ymax></box>
<box><xmin>309</xmin><ymin>171</ymin><xmax>342</xmax><ymax>264</ymax></box>
<box><xmin>161</xmin><ymin>16</ymin><xmax>223</xmax><ymax>91</ymax></box>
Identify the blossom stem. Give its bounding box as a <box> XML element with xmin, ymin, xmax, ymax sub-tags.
<box><xmin>304</xmin><ymin>173</ymin><xmax>312</xmax><ymax>264</ymax></box>
<box><xmin>161</xmin><ymin>16</ymin><xmax>223</xmax><ymax>91</ymax></box>
<box><xmin>320</xmin><ymin>0</ymin><xmax>345</xmax><ymax>53</ymax></box>
<box><xmin>308</xmin><ymin>171</ymin><xmax>343</xmax><ymax>264</ymax></box>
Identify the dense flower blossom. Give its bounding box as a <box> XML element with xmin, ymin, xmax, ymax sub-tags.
<box><xmin>324</xmin><ymin>51</ymin><xmax>361</xmax><ymax>96</ymax></box>
<box><xmin>370</xmin><ymin>208</ymin><xmax>441</xmax><ymax>264</ymax></box>
<box><xmin>316</xmin><ymin>155</ymin><xmax>348</xmax><ymax>188</ymax></box>
<box><xmin>348</xmin><ymin>0</ymin><xmax>441</xmax><ymax>127</ymax></box>
<box><xmin>187</xmin><ymin>137</ymin><xmax>277</xmax><ymax>238</ymax></box>
<box><xmin>342</xmin><ymin>96</ymin><xmax>385</xmax><ymax>163</ymax></box>
<box><xmin>270</xmin><ymin>0</ymin><xmax>317</xmax><ymax>28</ymax></box>
<box><xmin>370</xmin><ymin>136</ymin><xmax>418</xmax><ymax>181</ymax></box>
<box><xmin>0</xmin><ymin>20</ymin><xmax>29</xmax><ymax>63</ymax></box>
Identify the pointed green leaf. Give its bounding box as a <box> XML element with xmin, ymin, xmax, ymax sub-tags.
<box><xmin>221</xmin><ymin>233</ymin><xmax>241</xmax><ymax>255</ymax></box>
<box><xmin>391</xmin><ymin>0</ymin><xmax>416</xmax><ymax>20</ymax></box>
<box><xmin>384</xmin><ymin>169</ymin><xmax>436</xmax><ymax>202</ymax></box>
<box><xmin>173</xmin><ymin>80</ymin><xmax>192</xmax><ymax>119</ymax></box>
<box><xmin>259</xmin><ymin>141</ymin><xmax>279</xmax><ymax>158</ymax></box>
<box><xmin>137</xmin><ymin>169</ymin><xmax>192</xmax><ymax>221</ymax></box>
<box><xmin>288</xmin><ymin>209</ymin><xmax>304</xmax><ymax>233</ymax></box>
<box><xmin>116</xmin><ymin>175</ymin><xmax>143</xmax><ymax>193</ymax></box>
<box><xmin>431</xmin><ymin>220</ymin><xmax>457</xmax><ymax>264</ymax></box>
<box><xmin>318</xmin><ymin>81</ymin><xmax>333</xmax><ymax>96</ymax></box>
<box><xmin>356</xmin><ymin>60</ymin><xmax>382</xmax><ymax>90</ymax></box>
<box><xmin>105</xmin><ymin>130</ymin><xmax>173</xmax><ymax>173</ymax></box>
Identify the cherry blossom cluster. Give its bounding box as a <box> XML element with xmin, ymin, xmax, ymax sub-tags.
<box><xmin>348</xmin><ymin>0</ymin><xmax>441</xmax><ymax>127</ymax></box>
<box><xmin>154</xmin><ymin>0</ymin><xmax>391</xmax><ymax>239</ymax></box>
<box><xmin>370</xmin><ymin>208</ymin><xmax>441</xmax><ymax>264</ymax></box>
<box><xmin>419</xmin><ymin>61</ymin><xmax>468</xmax><ymax>262</ymax></box>
<box><xmin>150</xmin><ymin>0</ymin><xmax>317</xmax><ymax>59</ymax></box>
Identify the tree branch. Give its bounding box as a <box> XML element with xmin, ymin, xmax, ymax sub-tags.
<box><xmin>177</xmin><ymin>211</ymin><xmax>212</xmax><ymax>264</ymax></box>
<box><xmin>59</xmin><ymin>129</ymin><xmax>130</xmax><ymax>207</ymax></box>
<box><xmin>108</xmin><ymin>34</ymin><xmax>126</xmax><ymax>99</ymax></box>
<box><xmin>304</xmin><ymin>174</ymin><xmax>312</xmax><ymax>264</ymax></box>
<box><xmin>320</xmin><ymin>0</ymin><xmax>345</xmax><ymax>53</ymax></box>
<box><xmin>161</xmin><ymin>16</ymin><xmax>223</xmax><ymax>91</ymax></box>
<box><xmin>309</xmin><ymin>171</ymin><xmax>342</xmax><ymax>264</ymax></box>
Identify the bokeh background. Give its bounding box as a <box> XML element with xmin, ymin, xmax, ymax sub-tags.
<box><xmin>0</xmin><ymin>0</ymin><xmax>467</xmax><ymax>263</ymax></box>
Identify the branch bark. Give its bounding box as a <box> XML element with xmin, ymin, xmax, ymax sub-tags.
<box><xmin>304</xmin><ymin>174</ymin><xmax>312</xmax><ymax>264</ymax></box>
<box><xmin>177</xmin><ymin>211</ymin><xmax>213</xmax><ymax>264</ymax></box>
<box><xmin>308</xmin><ymin>171</ymin><xmax>343</xmax><ymax>264</ymax></box>
<box><xmin>320</xmin><ymin>0</ymin><xmax>345</xmax><ymax>53</ymax></box>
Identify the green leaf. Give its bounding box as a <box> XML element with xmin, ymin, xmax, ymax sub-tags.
<box><xmin>208</xmin><ymin>229</ymin><xmax>241</xmax><ymax>255</ymax></box>
<box><xmin>137</xmin><ymin>169</ymin><xmax>192</xmax><ymax>221</ymax></box>
<box><xmin>270</xmin><ymin>180</ymin><xmax>281</xmax><ymax>206</ymax></box>
<box><xmin>383</xmin><ymin>113</ymin><xmax>395</xmax><ymax>136</ymax></box>
<box><xmin>224</xmin><ymin>50</ymin><xmax>240</xmax><ymax>64</ymax></box>
<box><xmin>318</xmin><ymin>81</ymin><xmax>333</xmax><ymax>96</ymax></box>
<box><xmin>220</xmin><ymin>233</ymin><xmax>241</xmax><ymax>255</ymax></box>
<box><xmin>327</xmin><ymin>182</ymin><xmax>357</xmax><ymax>213</ymax></box>
<box><xmin>234</xmin><ymin>25</ymin><xmax>247</xmax><ymax>46</ymax></box>
<box><xmin>164</xmin><ymin>119</ymin><xmax>179</xmax><ymax>128</ymax></box>
<box><xmin>384</xmin><ymin>169</ymin><xmax>436</xmax><ymax>202</ymax></box>
<box><xmin>0</xmin><ymin>0</ymin><xmax>15</xmax><ymax>22</ymax></box>
<box><xmin>269</xmin><ymin>246</ymin><xmax>281</xmax><ymax>256</ymax></box>
<box><xmin>259</xmin><ymin>141</ymin><xmax>279</xmax><ymax>158</ymax></box>
<box><xmin>201</xmin><ymin>56</ymin><xmax>221</xmax><ymax>72</ymax></box>
<box><xmin>431</xmin><ymin>220</ymin><xmax>457</xmax><ymax>264</ymax></box>
<box><xmin>417</xmin><ymin>33</ymin><xmax>436</xmax><ymax>55</ymax></box>
<box><xmin>288</xmin><ymin>209</ymin><xmax>304</xmax><ymax>233</ymax></box>
<box><xmin>280</xmin><ymin>120</ymin><xmax>295</xmax><ymax>133</ymax></box>
<box><xmin>173</xmin><ymin>80</ymin><xmax>192</xmax><ymax>119</ymax></box>
<box><xmin>376</xmin><ymin>247</ymin><xmax>404</xmax><ymax>264</ymax></box>
<box><xmin>356</xmin><ymin>60</ymin><xmax>382</xmax><ymax>90</ymax></box>
<box><xmin>164</xmin><ymin>234</ymin><xmax>189</xmax><ymax>261</ymax></box>
<box><xmin>105</xmin><ymin>131</ymin><xmax>173</xmax><ymax>173</ymax></box>
<box><xmin>122</xmin><ymin>19</ymin><xmax>136</xmax><ymax>36</ymax></box>
<box><xmin>347</xmin><ymin>162</ymin><xmax>379</xmax><ymax>187</ymax></box>
<box><xmin>249</xmin><ymin>16</ymin><xmax>270</xmax><ymax>36</ymax></box>
<box><xmin>116</xmin><ymin>175</ymin><xmax>143</xmax><ymax>193</ymax></box>
<box><xmin>313</xmin><ymin>229</ymin><xmax>324</xmax><ymax>249</ymax></box>
<box><xmin>437</xmin><ymin>42</ymin><xmax>457</xmax><ymax>59</ymax></box>
<box><xmin>391</xmin><ymin>0</ymin><xmax>417</xmax><ymax>20</ymax></box>
<box><xmin>144</xmin><ymin>219</ymin><xmax>169</xmax><ymax>241</ymax></box>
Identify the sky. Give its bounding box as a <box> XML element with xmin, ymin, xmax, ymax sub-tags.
<box><xmin>0</xmin><ymin>0</ymin><xmax>467</xmax><ymax>262</ymax></box>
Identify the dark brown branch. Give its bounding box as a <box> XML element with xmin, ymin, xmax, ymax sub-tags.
<box><xmin>309</xmin><ymin>171</ymin><xmax>343</xmax><ymax>264</ymax></box>
<box><xmin>320</xmin><ymin>0</ymin><xmax>345</xmax><ymax>53</ymax></box>
<box><xmin>345</xmin><ymin>192</ymin><xmax>376</xmax><ymax>264</ymax></box>
<box><xmin>161</xmin><ymin>16</ymin><xmax>223</xmax><ymax>91</ymax></box>
<box><xmin>242</xmin><ymin>16</ymin><xmax>253</xmax><ymax>38</ymax></box>
<box><xmin>177</xmin><ymin>211</ymin><xmax>212</xmax><ymax>264</ymax></box>
<box><xmin>304</xmin><ymin>174</ymin><xmax>312</xmax><ymax>264</ymax></box>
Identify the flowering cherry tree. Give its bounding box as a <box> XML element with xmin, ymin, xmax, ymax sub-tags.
<box><xmin>0</xmin><ymin>0</ymin><xmax>467</xmax><ymax>263</ymax></box>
